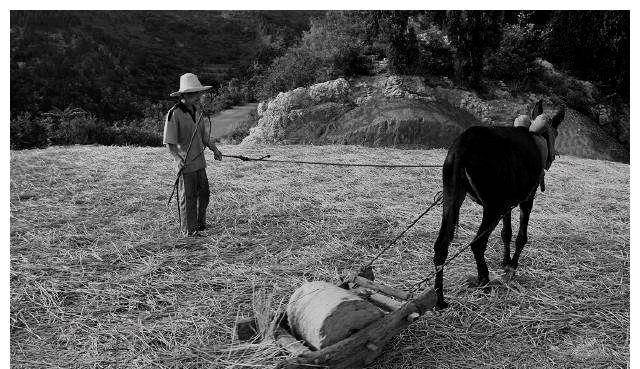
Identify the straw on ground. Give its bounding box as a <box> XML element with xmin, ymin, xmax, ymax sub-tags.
<box><xmin>10</xmin><ymin>144</ymin><xmax>629</xmax><ymax>368</ymax></box>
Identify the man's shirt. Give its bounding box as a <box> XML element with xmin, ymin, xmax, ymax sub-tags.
<box><xmin>163</xmin><ymin>103</ymin><xmax>210</xmax><ymax>173</ymax></box>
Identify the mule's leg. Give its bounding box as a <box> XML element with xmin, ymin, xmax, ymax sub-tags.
<box><xmin>433</xmin><ymin>193</ymin><xmax>464</xmax><ymax>309</ymax></box>
<box><xmin>509</xmin><ymin>196</ymin><xmax>535</xmax><ymax>275</ymax></box>
<box><xmin>433</xmin><ymin>155</ymin><xmax>467</xmax><ymax>309</ymax></box>
<box><xmin>501</xmin><ymin>211</ymin><xmax>512</xmax><ymax>269</ymax></box>
<box><xmin>469</xmin><ymin>208</ymin><xmax>502</xmax><ymax>287</ymax></box>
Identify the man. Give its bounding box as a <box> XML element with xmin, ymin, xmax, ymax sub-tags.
<box><xmin>164</xmin><ymin>73</ymin><xmax>222</xmax><ymax>237</ymax></box>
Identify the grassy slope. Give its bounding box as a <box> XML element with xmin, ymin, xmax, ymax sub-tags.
<box><xmin>10</xmin><ymin>145</ymin><xmax>629</xmax><ymax>368</ymax></box>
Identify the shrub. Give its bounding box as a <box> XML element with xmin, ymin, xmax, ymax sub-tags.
<box><xmin>256</xmin><ymin>48</ymin><xmax>322</xmax><ymax>101</ymax></box>
<box><xmin>416</xmin><ymin>25</ymin><xmax>454</xmax><ymax>76</ymax></box>
<box><xmin>48</xmin><ymin>115</ymin><xmax>103</xmax><ymax>146</ymax></box>
<box><xmin>10</xmin><ymin>113</ymin><xmax>49</xmax><ymax>150</ymax></box>
<box><xmin>256</xmin><ymin>11</ymin><xmax>373</xmax><ymax>100</ymax></box>
<box><xmin>40</xmin><ymin>108</ymin><xmax>100</xmax><ymax>146</ymax></box>
<box><xmin>101</xmin><ymin>126</ymin><xmax>163</xmax><ymax>147</ymax></box>
<box><xmin>486</xmin><ymin>23</ymin><xmax>544</xmax><ymax>84</ymax></box>
<box><xmin>444</xmin><ymin>11</ymin><xmax>503</xmax><ymax>88</ymax></box>
<box><xmin>9</xmin><ymin>107</ymin><xmax>164</xmax><ymax>150</ymax></box>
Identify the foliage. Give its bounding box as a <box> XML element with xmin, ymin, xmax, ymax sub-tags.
<box><xmin>544</xmin><ymin>11</ymin><xmax>629</xmax><ymax>98</ymax></box>
<box><xmin>10</xmin><ymin>10</ymin><xmax>318</xmax><ymax>122</ymax></box>
<box><xmin>211</xmin><ymin>78</ymin><xmax>252</xmax><ymax>113</ymax></box>
<box><xmin>12</xmin><ymin>107</ymin><xmax>163</xmax><ymax>148</ymax></box>
<box><xmin>378</xmin><ymin>11</ymin><xmax>421</xmax><ymax>74</ymax></box>
<box><xmin>485</xmin><ymin>23</ymin><xmax>545</xmax><ymax>91</ymax></box>
<box><xmin>256</xmin><ymin>11</ymin><xmax>374</xmax><ymax>100</ymax></box>
<box><xmin>10</xmin><ymin>113</ymin><xmax>49</xmax><ymax>150</ymax></box>
<box><xmin>444</xmin><ymin>11</ymin><xmax>503</xmax><ymax>88</ymax></box>
<box><xmin>415</xmin><ymin>25</ymin><xmax>454</xmax><ymax>76</ymax></box>
<box><xmin>255</xmin><ymin>48</ymin><xmax>323</xmax><ymax>101</ymax></box>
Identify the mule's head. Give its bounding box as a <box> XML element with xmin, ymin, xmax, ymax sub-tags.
<box><xmin>529</xmin><ymin>106</ymin><xmax>565</xmax><ymax>169</ymax></box>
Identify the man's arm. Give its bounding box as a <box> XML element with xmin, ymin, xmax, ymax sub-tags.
<box><xmin>166</xmin><ymin>143</ymin><xmax>185</xmax><ymax>166</ymax></box>
<box><xmin>207</xmin><ymin>141</ymin><xmax>222</xmax><ymax>161</ymax></box>
<box><xmin>163</xmin><ymin>109</ymin><xmax>186</xmax><ymax>167</ymax></box>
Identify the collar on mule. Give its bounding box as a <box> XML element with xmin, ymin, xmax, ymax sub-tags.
<box><xmin>531</xmin><ymin>130</ymin><xmax>554</xmax><ymax>170</ymax></box>
<box><xmin>531</xmin><ymin>131</ymin><xmax>552</xmax><ymax>193</ymax></box>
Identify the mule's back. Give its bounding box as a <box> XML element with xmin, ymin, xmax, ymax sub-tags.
<box><xmin>447</xmin><ymin>126</ymin><xmax>543</xmax><ymax>206</ymax></box>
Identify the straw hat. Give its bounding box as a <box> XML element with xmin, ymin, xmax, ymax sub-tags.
<box><xmin>169</xmin><ymin>73</ymin><xmax>212</xmax><ymax>97</ymax></box>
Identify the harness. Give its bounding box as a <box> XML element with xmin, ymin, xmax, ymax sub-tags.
<box><xmin>530</xmin><ymin>129</ymin><xmax>554</xmax><ymax>192</ymax></box>
<box><xmin>531</xmin><ymin>130</ymin><xmax>554</xmax><ymax>170</ymax></box>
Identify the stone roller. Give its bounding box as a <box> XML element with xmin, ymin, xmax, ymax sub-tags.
<box><xmin>271</xmin><ymin>277</ymin><xmax>438</xmax><ymax>369</ymax></box>
<box><xmin>286</xmin><ymin>281</ymin><xmax>384</xmax><ymax>350</ymax></box>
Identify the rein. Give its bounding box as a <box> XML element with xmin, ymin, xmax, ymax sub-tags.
<box><xmin>221</xmin><ymin>154</ymin><xmax>442</xmax><ymax>168</ymax></box>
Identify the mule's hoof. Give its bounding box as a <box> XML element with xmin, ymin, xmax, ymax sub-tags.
<box><xmin>435</xmin><ymin>299</ymin><xmax>449</xmax><ymax>310</ymax></box>
<box><xmin>502</xmin><ymin>266</ymin><xmax>517</xmax><ymax>281</ymax></box>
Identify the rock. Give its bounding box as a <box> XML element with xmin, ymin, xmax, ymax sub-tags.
<box><xmin>308</xmin><ymin>78</ymin><xmax>350</xmax><ymax>104</ymax></box>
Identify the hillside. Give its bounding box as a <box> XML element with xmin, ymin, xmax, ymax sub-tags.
<box><xmin>10</xmin><ymin>145</ymin><xmax>629</xmax><ymax>368</ymax></box>
<box><xmin>241</xmin><ymin>75</ymin><xmax>629</xmax><ymax>162</ymax></box>
<box><xmin>10</xmin><ymin>10</ymin><xmax>319</xmax><ymax>120</ymax></box>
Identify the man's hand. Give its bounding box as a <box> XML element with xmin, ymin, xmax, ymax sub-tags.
<box><xmin>176</xmin><ymin>156</ymin><xmax>187</xmax><ymax>172</ymax></box>
<box><xmin>211</xmin><ymin>145</ymin><xmax>222</xmax><ymax>161</ymax></box>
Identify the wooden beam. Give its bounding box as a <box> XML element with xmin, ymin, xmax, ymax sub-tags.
<box><xmin>353</xmin><ymin>276</ymin><xmax>411</xmax><ymax>300</ymax></box>
<box><xmin>275</xmin><ymin>288</ymin><xmax>438</xmax><ymax>369</ymax></box>
<box><xmin>353</xmin><ymin>287</ymin><xmax>404</xmax><ymax>312</ymax></box>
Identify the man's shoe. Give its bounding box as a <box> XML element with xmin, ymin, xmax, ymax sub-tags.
<box><xmin>186</xmin><ymin>230</ymin><xmax>203</xmax><ymax>238</ymax></box>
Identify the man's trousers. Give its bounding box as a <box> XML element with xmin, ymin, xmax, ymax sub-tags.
<box><xmin>177</xmin><ymin>168</ymin><xmax>210</xmax><ymax>235</ymax></box>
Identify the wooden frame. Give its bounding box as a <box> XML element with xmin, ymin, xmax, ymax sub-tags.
<box><xmin>274</xmin><ymin>278</ymin><xmax>437</xmax><ymax>369</ymax></box>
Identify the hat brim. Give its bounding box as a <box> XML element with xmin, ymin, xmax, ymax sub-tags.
<box><xmin>169</xmin><ymin>86</ymin><xmax>213</xmax><ymax>97</ymax></box>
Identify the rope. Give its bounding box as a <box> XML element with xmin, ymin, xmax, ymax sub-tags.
<box><xmin>408</xmin><ymin>205</ymin><xmax>517</xmax><ymax>294</ymax></box>
<box><xmin>222</xmin><ymin>154</ymin><xmax>442</xmax><ymax>168</ymax></box>
<box><xmin>360</xmin><ymin>190</ymin><xmax>444</xmax><ymax>272</ymax></box>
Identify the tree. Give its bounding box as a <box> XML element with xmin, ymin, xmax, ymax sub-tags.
<box><xmin>378</xmin><ymin>11</ymin><xmax>420</xmax><ymax>74</ymax></box>
<box><xmin>444</xmin><ymin>11</ymin><xmax>503</xmax><ymax>88</ymax></box>
<box><xmin>545</xmin><ymin>11</ymin><xmax>629</xmax><ymax>98</ymax></box>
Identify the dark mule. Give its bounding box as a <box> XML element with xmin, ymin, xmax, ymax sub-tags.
<box><xmin>433</xmin><ymin>101</ymin><xmax>565</xmax><ymax>309</ymax></box>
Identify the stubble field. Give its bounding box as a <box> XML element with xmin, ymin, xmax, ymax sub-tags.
<box><xmin>10</xmin><ymin>144</ymin><xmax>629</xmax><ymax>368</ymax></box>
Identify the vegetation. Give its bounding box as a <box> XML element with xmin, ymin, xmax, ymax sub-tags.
<box><xmin>10</xmin><ymin>10</ymin><xmax>319</xmax><ymax>148</ymax></box>
<box><xmin>10</xmin><ymin>145</ymin><xmax>629</xmax><ymax>367</ymax></box>
<box><xmin>10</xmin><ymin>10</ymin><xmax>629</xmax><ymax>150</ymax></box>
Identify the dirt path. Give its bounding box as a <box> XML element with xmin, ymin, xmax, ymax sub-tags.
<box><xmin>209</xmin><ymin>103</ymin><xmax>257</xmax><ymax>139</ymax></box>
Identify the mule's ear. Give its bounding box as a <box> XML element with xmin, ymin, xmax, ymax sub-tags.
<box><xmin>551</xmin><ymin>107</ymin><xmax>566</xmax><ymax>128</ymax></box>
<box><xmin>529</xmin><ymin>99</ymin><xmax>543</xmax><ymax>120</ymax></box>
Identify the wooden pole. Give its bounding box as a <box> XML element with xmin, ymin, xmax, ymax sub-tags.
<box><xmin>276</xmin><ymin>288</ymin><xmax>438</xmax><ymax>369</ymax></box>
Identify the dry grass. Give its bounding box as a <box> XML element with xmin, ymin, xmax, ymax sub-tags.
<box><xmin>10</xmin><ymin>144</ymin><xmax>629</xmax><ymax>368</ymax></box>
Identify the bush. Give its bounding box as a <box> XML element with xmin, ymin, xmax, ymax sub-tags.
<box><xmin>256</xmin><ymin>11</ymin><xmax>373</xmax><ymax>100</ymax></box>
<box><xmin>486</xmin><ymin>23</ymin><xmax>544</xmax><ymax>83</ymax></box>
<box><xmin>10</xmin><ymin>107</ymin><xmax>163</xmax><ymax>150</ymax></box>
<box><xmin>545</xmin><ymin>11</ymin><xmax>629</xmax><ymax>98</ymax></box>
<box><xmin>48</xmin><ymin>115</ymin><xmax>103</xmax><ymax>146</ymax></box>
<box><xmin>444</xmin><ymin>11</ymin><xmax>503</xmax><ymax>88</ymax></box>
<box><xmin>10</xmin><ymin>113</ymin><xmax>49</xmax><ymax>150</ymax></box>
<box><xmin>416</xmin><ymin>25</ymin><xmax>454</xmax><ymax>76</ymax></box>
<box><xmin>101</xmin><ymin>126</ymin><xmax>163</xmax><ymax>147</ymax></box>
<box><xmin>256</xmin><ymin>48</ymin><xmax>322</xmax><ymax>101</ymax></box>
